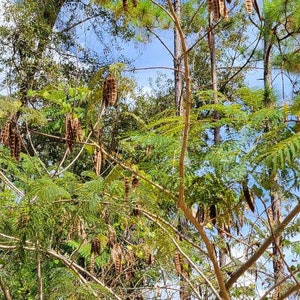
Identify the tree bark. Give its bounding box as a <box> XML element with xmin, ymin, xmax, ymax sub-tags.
<box><xmin>263</xmin><ymin>16</ymin><xmax>284</xmax><ymax>299</ymax></box>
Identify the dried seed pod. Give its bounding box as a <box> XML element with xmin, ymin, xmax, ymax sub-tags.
<box><xmin>145</xmin><ymin>145</ymin><xmax>152</xmax><ymax>156</ymax></box>
<box><xmin>103</xmin><ymin>74</ymin><xmax>117</xmax><ymax>107</ymax></box>
<box><xmin>245</xmin><ymin>0</ymin><xmax>252</xmax><ymax>13</ymax></box>
<box><xmin>207</xmin><ymin>0</ymin><xmax>214</xmax><ymax>14</ymax></box>
<box><xmin>196</xmin><ymin>205</ymin><xmax>205</xmax><ymax>223</ymax></box>
<box><xmin>77</xmin><ymin>217</ymin><xmax>87</xmax><ymax>242</ymax></box>
<box><xmin>91</xmin><ymin>237</ymin><xmax>101</xmax><ymax>255</ymax></box>
<box><xmin>122</xmin><ymin>0</ymin><xmax>128</xmax><ymax>12</ymax></box>
<box><xmin>146</xmin><ymin>249</ymin><xmax>154</xmax><ymax>266</ymax></box>
<box><xmin>124</xmin><ymin>177</ymin><xmax>130</xmax><ymax>202</ymax></box>
<box><xmin>132</xmin><ymin>175</ymin><xmax>139</xmax><ymax>190</ymax></box>
<box><xmin>107</xmin><ymin>226</ymin><xmax>117</xmax><ymax>248</ymax></box>
<box><xmin>209</xmin><ymin>204</ymin><xmax>217</xmax><ymax>225</ymax></box>
<box><xmin>242</xmin><ymin>183</ymin><xmax>255</xmax><ymax>212</ymax></box>
<box><xmin>14</xmin><ymin>132</ymin><xmax>21</xmax><ymax>161</ymax></box>
<box><xmin>132</xmin><ymin>0</ymin><xmax>137</xmax><ymax>7</ymax></box>
<box><xmin>90</xmin><ymin>252</ymin><xmax>95</xmax><ymax>274</ymax></box>
<box><xmin>111</xmin><ymin>243</ymin><xmax>123</xmax><ymax>273</ymax></box>
<box><xmin>65</xmin><ymin>114</ymin><xmax>74</xmax><ymax>151</ymax></box>
<box><xmin>2</xmin><ymin>122</ymin><xmax>11</xmax><ymax>146</ymax></box>
<box><xmin>173</xmin><ymin>251</ymin><xmax>183</xmax><ymax>275</ymax></box>
<box><xmin>9</xmin><ymin>123</ymin><xmax>16</xmax><ymax>159</ymax></box>
<box><xmin>94</xmin><ymin>149</ymin><xmax>102</xmax><ymax>176</ymax></box>
<box><xmin>212</xmin><ymin>0</ymin><xmax>220</xmax><ymax>20</ymax></box>
<box><xmin>126</xmin><ymin>249</ymin><xmax>135</xmax><ymax>267</ymax></box>
<box><xmin>219</xmin><ymin>0</ymin><xmax>225</xmax><ymax>17</ymax></box>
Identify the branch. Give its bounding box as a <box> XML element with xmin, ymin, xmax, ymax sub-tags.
<box><xmin>278</xmin><ymin>283</ymin><xmax>300</xmax><ymax>300</ymax></box>
<box><xmin>0</xmin><ymin>171</ymin><xmax>24</xmax><ymax>198</ymax></box>
<box><xmin>225</xmin><ymin>203</ymin><xmax>300</xmax><ymax>289</ymax></box>
<box><xmin>0</xmin><ymin>278</ymin><xmax>12</xmax><ymax>300</ymax></box>
<box><xmin>141</xmin><ymin>210</ymin><xmax>222</xmax><ymax>300</ymax></box>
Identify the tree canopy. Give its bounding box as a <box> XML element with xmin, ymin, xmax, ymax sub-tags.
<box><xmin>0</xmin><ymin>0</ymin><xmax>299</xmax><ymax>299</ymax></box>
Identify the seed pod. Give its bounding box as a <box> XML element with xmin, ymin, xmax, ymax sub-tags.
<box><xmin>209</xmin><ymin>204</ymin><xmax>217</xmax><ymax>225</ymax></box>
<box><xmin>111</xmin><ymin>243</ymin><xmax>123</xmax><ymax>273</ymax></box>
<box><xmin>124</xmin><ymin>177</ymin><xmax>130</xmax><ymax>202</ymax></box>
<box><xmin>91</xmin><ymin>237</ymin><xmax>101</xmax><ymax>255</ymax></box>
<box><xmin>242</xmin><ymin>183</ymin><xmax>255</xmax><ymax>212</ymax></box>
<box><xmin>90</xmin><ymin>252</ymin><xmax>95</xmax><ymax>274</ymax></box>
<box><xmin>245</xmin><ymin>0</ymin><xmax>252</xmax><ymax>13</ymax></box>
<box><xmin>173</xmin><ymin>251</ymin><xmax>183</xmax><ymax>275</ymax></box>
<box><xmin>132</xmin><ymin>0</ymin><xmax>137</xmax><ymax>7</ymax></box>
<box><xmin>107</xmin><ymin>226</ymin><xmax>117</xmax><ymax>248</ymax></box>
<box><xmin>207</xmin><ymin>0</ymin><xmax>214</xmax><ymax>14</ymax></box>
<box><xmin>122</xmin><ymin>0</ymin><xmax>128</xmax><ymax>12</ymax></box>
<box><xmin>132</xmin><ymin>175</ymin><xmax>139</xmax><ymax>190</ymax></box>
<box><xmin>14</xmin><ymin>133</ymin><xmax>21</xmax><ymax>161</ymax></box>
<box><xmin>219</xmin><ymin>0</ymin><xmax>225</xmax><ymax>17</ymax></box>
<box><xmin>94</xmin><ymin>149</ymin><xmax>102</xmax><ymax>176</ymax></box>
<box><xmin>103</xmin><ymin>74</ymin><xmax>117</xmax><ymax>107</ymax></box>
<box><xmin>65</xmin><ymin>114</ymin><xmax>74</xmax><ymax>152</ymax></box>
<box><xmin>9</xmin><ymin>123</ymin><xmax>16</xmax><ymax>159</ymax></box>
<box><xmin>146</xmin><ymin>249</ymin><xmax>154</xmax><ymax>266</ymax></box>
<box><xmin>196</xmin><ymin>205</ymin><xmax>205</xmax><ymax>223</ymax></box>
<box><xmin>2</xmin><ymin>122</ymin><xmax>11</xmax><ymax>146</ymax></box>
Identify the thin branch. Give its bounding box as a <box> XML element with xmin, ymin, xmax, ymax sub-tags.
<box><xmin>0</xmin><ymin>278</ymin><xmax>12</xmax><ymax>300</ymax></box>
<box><xmin>277</xmin><ymin>283</ymin><xmax>300</xmax><ymax>300</ymax></box>
<box><xmin>0</xmin><ymin>171</ymin><xmax>24</xmax><ymax>198</ymax></box>
<box><xmin>225</xmin><ymin>203</ymin><xmax>300</xmax><ymax>289</ymax></box>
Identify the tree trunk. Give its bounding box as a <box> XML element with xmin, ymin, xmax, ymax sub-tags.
<box><xmin>263</xmin><ymin>17</ymin><xmax>284</xmax><ymax>300</ymax></box>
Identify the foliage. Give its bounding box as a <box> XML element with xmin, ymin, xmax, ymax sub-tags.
<box><xmin>0</xmin><ymin>0</ymin><xmax>299</xmax><ymax>299</ymax></box>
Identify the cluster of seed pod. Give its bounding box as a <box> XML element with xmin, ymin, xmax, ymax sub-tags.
<box><xmin>122</xmin><ymin>0</ymin><xmax>138</xmax><ymax>13</ymax></box>
<box><xmin>65</xmin><ymin>114</ymin><xmax>82</xmax><ymax>152</ymax></box>
<box><xmin>0</xmin><ymin>121</ymin><xmax>22</xmax><ymax>161</ymax></box>
<box><xmin>208</xmin><ymin>0</ymin><xmax>259</xmax><ymax>20</ymax></box>
<box><xmin>103</xmin><ymin>74</ymin><xmax>117</xmax><ymax>107</ymax></box>
<box><xmin>90</xmin><ymin>237</ymin><xmax>101</xmax><ymax>274</ymax></box>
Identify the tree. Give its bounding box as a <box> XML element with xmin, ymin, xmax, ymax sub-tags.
<box><xmin>0</xmin><ymin>0</ymin><xmax>300</xmax><ymax>299</ymax></box>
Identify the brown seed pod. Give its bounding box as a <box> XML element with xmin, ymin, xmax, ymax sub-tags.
<box><xmin>132</xmin><ymin>0</ymin><xmax>137</xmax><ymax>7</ymax></box>
<box><xmin>91</xmin><ymin>237</ymin><xmax>101</xmax><ymax>255</ymax></box>
<box><xmin>146</xmin><ymin>249</ymin><xmax>154</xmax><ymax>266</ymax></box>
<box><xmin>90</xmin><ymin>252</ymin><xmax>95</xmax><ymax>274</ymax></box>
<box><xmin>196</xmin><ymin>205</ymin><xmax>205</xmax><ymax>223</ymax></box>
<box><xmin>107</xmin><ymin>226</ymin><xmax>117</xmax><ymax>248</ymax></box>
<box><xmin>111</xmin><ymin>243</ymin><xmax>123</xmax><ymax>273</ymax></box>
<box><xmin>122</xmin><ymin>0</ymin><xmax>128</xmax><ymax>12</ymax></box>
<box><xmin>173</xmin><ymin>251</ymin><xmax>183</xmax><ymax>275</ymax></box>
<box><xmin>14</xmin><ymin>132</ymin><xmax>21</xmax><ymax>161</ymax></box>
<box><xmin>65</xmin><ymin>114</ymin><xmax>74</xmax><ymax>151</ymax></box>
<box><xmin>212</xmin><ymin>0</ymin><xmax>220</xmax><ymax>20</ymax></box>
<box><xmin>124</xmin><ymin>177</ymin><xmax>130</xmax><ymax>202</ymax></box>
<box><xmin>207</xmin><ymin>0</ymin><xmax>214</xmax><ymax>14</ymax></box>
<box><xmin>245</xmin><ymin>0</ymin><xmax>252</xmax><ymax>13</ymax></box>
<box><xmin>242</xmin><ymin>183</ymin><xmax>255</xmax><ymax>212</ymax></box>
<box><xmin>9</xmin><ymin>123</ymin><xmax>16</xmax><ymax>159</ymax></box>
<box><xmin>94</xmin><ymin>149</ymin><xmax>102</xmax><ymax>176</ymax></box>
<box><xmin>219</xmin><ymin>0</ymin><xmax>225</xmax><ymax>17</ymax></box>
<box><xmin>132</xmin><ymin>175</ymin><xmax>139</xmax><ymax>190</ymax></box>
<box><xmin>2</xmin><ymin>122</ymin><xmax>11</xmax><ymax>146</ymax></box>
<box><xmin>103</xmin><ymin>73</ymin><xmax>117</xmax><ymax>107</ymax></box>
<box><xmin>209</xmin><ymin>204</ymin><xmax>217</xmax><ymax>225</ymax></box>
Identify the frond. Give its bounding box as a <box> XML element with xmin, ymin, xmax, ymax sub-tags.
<box><xmin>257</xmin><ymin>132</ymin><xmax>300</xmax><ymax>170</ymax></box>
<box><xmin>27</xmin><ymin>178</ymin><xmax>71</xmax><ymax>202</ymax></box>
